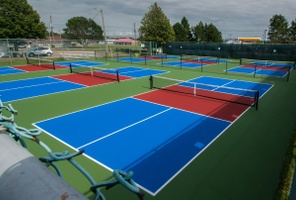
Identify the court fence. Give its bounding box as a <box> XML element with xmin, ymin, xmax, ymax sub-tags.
<box><xmin>0</xmin><ymin>38</ymin><xmax>143</xmax><ymax>61</ymax></box>
<box><xmin>163</xmin><ymin>42</ymin><xmax>296</xmax><ymax>62</ymax></box>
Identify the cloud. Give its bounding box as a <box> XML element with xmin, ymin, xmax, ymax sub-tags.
<box><xmin>27</xmin><ymin>0</ymin><xmax>295</xmax><ymax>39</ymax></box>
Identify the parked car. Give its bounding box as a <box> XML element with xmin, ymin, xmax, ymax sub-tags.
<box><xmin>17</xmin><ymin>42</ymin><xmax>27</xmax><ymax>49</ymax></box>
<box><xmin>26</xmin><ymin>46</ymin><xmax>53</xmax><ymax>57</ymax></box>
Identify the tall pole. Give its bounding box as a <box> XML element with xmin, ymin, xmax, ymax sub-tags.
<box><xmin>133</xmin><ymin>23</ymin><xmax>136</xmax><ymax>42</ymax></box>
<box><xmin>100</xmin><ymin>9</ymin><xmax>108</xmax><ymax>58</ymax></box>
<box><xmin>50</xmin><ymin>15</ymin><xmax>55</xmax><ymax>47</ymax></box>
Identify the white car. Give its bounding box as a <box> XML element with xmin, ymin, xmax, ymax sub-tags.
<box><xmin>27</xmin><ymin>46</ymin><xmax>53</xmax><ymax>57</ymax></box>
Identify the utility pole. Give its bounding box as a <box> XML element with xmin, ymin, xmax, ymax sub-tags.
<box><xmin>50</xmin><ymin>15</ymin><xmax>55</xmax><ymax>46</ymax></box>
<box><xmin>133</xmin><ymin>23</ymin><xmax>137</xmax><ymax>42</ymax></box>
<box><xmin>99</xmin><ymin>9</ymin><xmax>109</xmax><ymax>57</ymax></box>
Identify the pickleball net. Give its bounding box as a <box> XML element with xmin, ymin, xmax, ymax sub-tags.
<box><xmin>181</xmin><ymin>55</ymin><xmax>219</xmax><ymax>63</ymax></box>
<box><xmin>240</xmin><ymin>58</ymin><xmax>295</xmax><ymax>70</ymax></box>
<box><xmin>149</xmin><ymin>75</ymin><xmax>259</xmax><ymax>110</ymax></box>
<box><xmin>69</xmin><ymin>63</ymin><xmax>120</xmax><ymax>82</ymax></box>
<box><xmin>26</xmin><ymin>57</ymin><xmax>56</xmax><ymax>70</ymax></box>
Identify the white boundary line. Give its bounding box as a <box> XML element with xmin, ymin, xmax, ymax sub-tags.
<box><xmin>76</xmin><ymin>107</ymin><xmax>172</xmax><ymax>150</ymax></box>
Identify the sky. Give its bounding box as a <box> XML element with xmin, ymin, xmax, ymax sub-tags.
<box><xmin>27</xmin><ymin>0</ymin><xmax>295</xmax><ymax>40</ymax></box>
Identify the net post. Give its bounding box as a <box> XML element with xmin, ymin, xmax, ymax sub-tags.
<box><xmin>145</xmin><ymin>54</ymin><xmax>147</xmax><ymax>65</ymax></box>
<box><xmin>149</xmin><ymin>75</ymin><xmax>153</xmax><ymax>89</ymax></box>
<box><xmin>200</xmin><ymin>60</ymin><xmax>203</xmax><ymax>72</ymax></box>
<box><xmin>90</xmin><ymin>67</ymin><xmax>94</xmax><ymax>76</ymax></box>
<box><xmin>69</xmin><ymin>63</ymin><xmax>73</xmax><ymax>73</ymax></box>
<box><xmin>239</xmin><ymin>58</ymin><xmax>242</xmax><ymax>65</ymax></box>
<box><xmin>194</xmin><ymin>83</ymin><xmax>196</xmax><ymax>96</ymax></box>
<box><xmin>161</xmin><ymin>56</ymin><xmax>164</xmax><ymax>67</ymax></box>
<box><xmin>225</xmin><ymin>62</ymin><xmax>228</xmax><ymax>74</ymax></box>
<box><xmin>53</xmin><ymin>61</ymin><xmax>56</xmax><ymax>70</ymax></box>
<box><xmin>116</xmin><ymin>70</ymin><xmax>120</xmax><ymax>83</ymax></box>
<box><xmin>25</xmin><ymin>56</ymin><xmax>29</xmax><ymax>65</ymax></box>
<box><xmin>253</xmin><ymin>64</ymin><xmax>257</xmax><ymax>78</ymax></box>
<box><xmin>255</xmin><ymin>91</ymin><xmax>259</xmax><ymax>110</ymax></box>
<box><xmin>287</xmin><ymin>66</ymin><xmax>291</xmax><ymax>82</ymax></box>
<box><xmin>180</xmin><ymin>54</ymin><xmax>183</xmax><ymax>69</ymax></box>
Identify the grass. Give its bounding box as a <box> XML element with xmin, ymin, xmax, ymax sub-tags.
<box><xmin>1</xmin><ymin>56</ymin><xmax>296</xmax><ymax>200</ymax></box>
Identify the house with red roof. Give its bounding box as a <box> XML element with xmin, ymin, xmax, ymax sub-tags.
<box><xmin>113</xmin><ymin>38</ymin><xmax>137</xmax><ymax>45</ymax></box>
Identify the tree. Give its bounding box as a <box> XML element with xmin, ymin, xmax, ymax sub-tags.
<box><xmin>173</xmin><ymin>17</ymin><xmax>192</xmax><ymax>42</ymax></box>
<box><xmin>181</xmin><ymin>17</ymin><xmax>192</xmax><ymax>41</ymax></box>
<box><xmin>138</xmin><ymin>2</ymin><xmax>175</xmax><ymax>46</ymax></box>
<box><xmin>173</xmin><ymin>22</ymin><xmax>185</xmax><ymax>41</ymax></box>
<box><xmin>289</xmin><ymin>19</ymin><xmax>296</xmax><ymax>43</ymax></box>
<box><xmin>192</xmin><ymin>21</ymin><xmax>205</xmax><ymax>42</ymax></box>
<box><xmin>268</xmin><ymin>14</ymin><xmax>289</xmax><ymax>43</ymax></box>
<box><xmin>192</xmin><ymin>22</ymin><xmax>222</xmax><ymax>43</ymax></box>
<box><xmin>63</xmin><ymin>16</ymin><xmax>104</xmax><ymax>45</ymax></box>
<box><xmin>0</xmin><ymin>0</ymin><xmax>47</xmax><ymax>38</ymax></box>
<box><xmin>205</xmin><ymin>23</ymin><xmax>223</xmax><ymax>43</ymax></box>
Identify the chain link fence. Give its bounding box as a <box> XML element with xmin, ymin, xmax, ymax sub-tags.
<box><xmin>0</xmin><ymin>38</ymin><xmax>143</xmax><ymax>63</ymax></box>
<box><xmin>163</xmin><ymin>42</ymin><xmax>296</xmax><ymax>62</ymax></box>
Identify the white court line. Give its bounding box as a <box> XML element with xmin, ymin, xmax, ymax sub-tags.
<box><xmin>76</xmin><ymin>107</ymin><xmax>173</xmax><ymax>150</ymax></box>
<box><xmin>0</xmin><ymin>80</ymin><xmax>64</xmax><ymax>92</ymax></box>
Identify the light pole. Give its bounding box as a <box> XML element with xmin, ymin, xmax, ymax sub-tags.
<box><xmin>95</xmin><ymin>8</ymin><xmax>109</xmax><ymax>58</ymax></box>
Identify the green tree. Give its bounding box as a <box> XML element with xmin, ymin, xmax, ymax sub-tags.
<box><xmin>138</xmin><ymin>2</ymin><xmax>175</xmax><ymax>46</ymax></box>
<box><xmin>192</xmin><ymin>21</ymin><xmax>205</xmax><ymax>42</ymax></box>
<box><xmin>173</xmin><ymin>17</ymin><xmax>192</xmax><ymax>42</ymax></box>
<box><xmin>205</xmin><ymin>23</ymin><xmax>223</xmax><ymax>43</ymax></box>
<box><xmin>0</xmin><ymin>0</ymin><xmax>47</xmax><ymax>38</ymax></box>
<box><xmin>192</xmin><ymin>22</ymin><xmax>222</xmax><ymax>43</ymax></box>
<box><xmin>173</xmin><ymin>22</ymin><xmax>185</xmax><ymax>41</ymax></box>
<box><xmin>63</xmin><ymin>16</ymin><xmax>104</xmax><ymax>45</ymax></box>
<box><xmin>289</xmin><ymin>18</ymin><xmax>296</xmax><ymax>43</ymax></box>
<box><xmin>268</xmin><ymin>14</ymin><xmax>289</xmax><ymax>43</ymax></box>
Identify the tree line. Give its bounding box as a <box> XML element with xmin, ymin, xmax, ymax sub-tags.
<box><xmin>0</xmin><ymin>1</ymin><xmax>295</xmax><ymax>46</ymax></box>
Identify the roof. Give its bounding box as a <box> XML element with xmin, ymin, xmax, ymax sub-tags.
<box><xmin>114</xmin><ymin>38</ymin><xmax>136</xmax><ymax>42</ymax></box>
<box><xmin>238</xmin><ymin>37</ymin><xmax>261</xmax><ymax>41</ymax></box>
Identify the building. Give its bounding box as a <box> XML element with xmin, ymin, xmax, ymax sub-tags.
<box><xmin>113</xmin><ymin>38</ymin><xmax>137</xmax><ymax>45</ymax></box>
<box><xmin>238</xmin><ymin>37</ymin><xmax>262</xmax><ymax>43</ymax></box>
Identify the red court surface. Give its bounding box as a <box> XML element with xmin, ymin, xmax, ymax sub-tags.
<box><xmin>53</xmin><ymin>72</ymin><xmax>132</xmax><ymax>86</ymax></box>
<box><xmin>14</xmin><ymin>64</ymin><xmax>66</xmax><ymax>71</ymax></box>
<box><xmin>134</xmin><ymin>89</ymin><xmax>251</xmax><ymax>122</ymax></box>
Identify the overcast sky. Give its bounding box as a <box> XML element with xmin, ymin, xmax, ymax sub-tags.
<box><xmin>27</xmin><ymin>0</ymin><xmax>295</xmax><ymax>40</ymax></box>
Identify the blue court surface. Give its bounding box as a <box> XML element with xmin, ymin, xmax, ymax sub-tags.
<box><xmin>33</xmin><ymin>76</ymin><xmax>273</xmax><ymax>195</ymax></box>
<box><xmin>251</xmin><ymin>61</ymin><xmax>294</xmax><ymax>68</ymax></box>
<box><xmin>162</xmin><ymin>61</ymin><xmax>203</xmax><ymax>68</ymax></box>
<box><xmin>161</xmin><ymin>57</ymin><xmax>229</xmax><ymax>68</ymax></box>
<box><xmin>0</xmin><ymin>66</ymin><xmax>167</xmax><ymax>103</ymax></box>
<box><xmin>226</xmin><ymin>66</ymin><xmax>289</xmax><ymax>77</ymax></box>
<box><xmin>183</xmin><ymin>76</ymin><xmax>273</xmax><ymax>98</ymax></box>
<box><xmin>0</xmin><ymin>66</ymin><xmax>26</xmax><ymax>75</ymax></box>
<box><xmin>152</xmin><ymin>55</ymin><xmax>180</xmax><ymax>59</ymax></box>
<box><xmin>115</xmin><ymin>66</ymin><xmax>167</xmax><ymax>78</ymax></box>
<box><xmin>34</xmin><ymin>97</ymin><xmax>231</xmax><ymax>195</ymax></box>
<box><xmin>0</xmin><ymin>77</ymin><xmax>85</xmax><ymax>102</ymax></box>
<box><xmin>115</xmin><ymin>57</ymin><xmax>151</xmax><ymax>63</ymax></box>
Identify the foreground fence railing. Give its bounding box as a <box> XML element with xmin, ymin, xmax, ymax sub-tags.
<box><xmin>0</xmin><ymin>98</ymin><xmax>145</xmax><ymax>200</ymax></box>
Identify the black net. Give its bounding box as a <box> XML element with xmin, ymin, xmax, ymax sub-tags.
<box><xmin>150</xmin><ymin>75</ymin><xmax>259</xmax><ymax>109</ymax></box>
<box><xmin>26</xmin><ymin>57</ymin><xmax>56</xmax><ymax>70</ymax></box>
<box><xmin>69</xmin><ymin>63</ymin><xmax>120</xmax><ymax>82</ymax></box>
<box><xmin>240</xmin><ymin>58</ymin><xmax>294</xmax><ymax>71</ymax></box>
